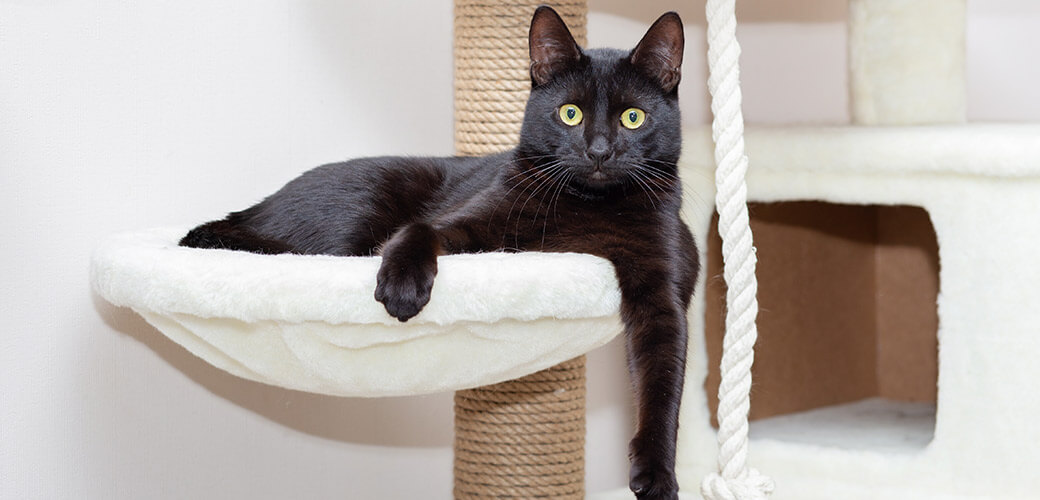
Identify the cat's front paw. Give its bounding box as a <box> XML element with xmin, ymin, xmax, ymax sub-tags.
<box><xmin>374</xmin><ymin>259</ymin><xmax>436</xmax><ymax>322</ymax></box>
<box><xmin>629</xmin><ymin>452</ymin><xmax>679</xmax><ymax>500</ymax></box>
<box><xmin>374</xmin><ymin>224</ymin><xmax>440</xmax><ymax>322</ymax></box>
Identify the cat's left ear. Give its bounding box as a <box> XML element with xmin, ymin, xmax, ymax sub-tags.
<box><xmin>630</xmin><ymin>12</ymin><xmax>684</xmax><ymax>92</ymax></box>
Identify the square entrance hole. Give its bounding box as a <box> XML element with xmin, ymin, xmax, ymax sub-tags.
<box><xmin>704</xmin><ymin>201</ymin><xmax>939</xmax><ymax>452</ymax></box>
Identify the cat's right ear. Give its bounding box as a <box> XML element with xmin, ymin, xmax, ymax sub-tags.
<box><xmin>529</xmin><ymin>6</ymin><xmax>582</xmax><ymax>86</ymax></box>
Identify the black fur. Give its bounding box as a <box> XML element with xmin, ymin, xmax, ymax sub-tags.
<box><xmin>181</xmin><ymin>8</ymin><xmax>696</xmax><ymax>499</ymax></box>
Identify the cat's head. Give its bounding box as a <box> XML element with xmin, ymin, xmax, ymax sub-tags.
<box><xmin>516</xmin><ymin>6</ymin><xmax>684</xmax><ymax>195</ymax></box>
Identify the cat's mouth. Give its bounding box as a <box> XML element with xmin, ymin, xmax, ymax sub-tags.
<box><xmin>572</xmin><ymin>164</ymin><xmax>624</xmax><ymax>192</ymax></box>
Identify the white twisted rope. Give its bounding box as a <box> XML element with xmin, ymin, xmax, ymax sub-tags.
<box><xmin>701</xmin><ymin>0</ymin><xmax>774</xmax><ymax>499</ymax></box>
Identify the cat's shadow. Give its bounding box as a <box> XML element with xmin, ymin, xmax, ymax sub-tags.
<box><xmin>93</xmin><ymin>295</ymin><xmax>454</xmax><ymax>448</ymax></box>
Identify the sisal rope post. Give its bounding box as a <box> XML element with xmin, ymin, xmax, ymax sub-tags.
<box><xmin>452</xmin><ymin>1</ymin><xmax>589</xmax><ymax>498</ymax></box>
<box><xmin>701</xmin><ymin>0</ymin><xmax>774</xmax><ymax>499</ymax></box>
<box><xmin>454</xmin><ymin>0</ymin><xmax>586</xmax><ymax>156</ymax></box>
<box><xmin>454</xmin><ymin>357</ymin><xmax>587</xmax><ymax>499</ymax></box>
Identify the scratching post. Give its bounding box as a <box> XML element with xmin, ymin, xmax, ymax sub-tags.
<box><xmin>454</xmin><ymin>357</ymin><xmax>586</xmax><ymax>499</ymax></box>
<box><xmin>452</xmin><ymin>1</ymin><xmax>588</xmax><ymax>498</ymax></box>
<box><xmin>454</xmin><ymin>0</ymin><xmax>587</xmax><ymax>156</ymax></box>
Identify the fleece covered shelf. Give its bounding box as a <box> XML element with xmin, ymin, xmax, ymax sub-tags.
<box><xmin>684</xmin><ymin>123</ymin><xmax>1040</xmax><ymax>178</ymax></box>
<box><xmin>91</xmin><ymin>227</ymin><xmax>623</xmax><ymax>397</ymax></box>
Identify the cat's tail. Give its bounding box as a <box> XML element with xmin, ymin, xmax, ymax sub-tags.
<box><xmin>179</xmin><ymin>218</ymin><xmax>297</xmax><ymax>255</ymax></box>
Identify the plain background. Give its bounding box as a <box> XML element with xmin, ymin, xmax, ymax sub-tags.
<box><xmin>2</xmin><ymin>1</ymin><xmax>1038</xmax><ymax>498</ymax></box>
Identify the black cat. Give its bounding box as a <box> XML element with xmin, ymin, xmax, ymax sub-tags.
<box><xmin>181</xmin><ymin>7</ymin><xmax>697</xmax><ymax>499</ymax></box>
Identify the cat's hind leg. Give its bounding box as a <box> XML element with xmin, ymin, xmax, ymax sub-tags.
<box><xmin>179</xmin><ymin>219</ymin><xmax>296</xmax><ymax>255</ymax></box>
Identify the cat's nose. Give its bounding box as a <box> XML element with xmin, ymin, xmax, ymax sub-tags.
<box><xmin>586</xmin><ymin>136</ymin><xmax>612</xmax><ymax>165</ymax></box>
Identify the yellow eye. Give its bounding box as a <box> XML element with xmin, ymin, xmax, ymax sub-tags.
<box><xmin>559</xmin><ymin>104</ymin><xmax>583</xmax><ymax>126</ymax></box>
<box><xmin>621</xmin><ymin>108</ymin><xmax>646</xmax><ymax>129</ymax></box>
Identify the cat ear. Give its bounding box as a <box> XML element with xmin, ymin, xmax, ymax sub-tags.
<box><xmin>630</xmin><ymin>12</ymin><xmax>684</xmax><ymax>92</ymax></box>
<box><xmin>529</xmin><ymin>6</ymin><xmax>582</xmax><ymax>86</ymax></box>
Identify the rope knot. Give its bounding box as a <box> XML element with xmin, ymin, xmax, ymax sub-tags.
<box><xmin>701</xmin><ymin>469</ymin><xmax>775</xmax><ymax>500</ymax></box>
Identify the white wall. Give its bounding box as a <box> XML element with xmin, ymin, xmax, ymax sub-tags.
<box><xmin>2</xmin><ymin>1</ymin><xmax>1037</xmax><ymax>498</ymax></box>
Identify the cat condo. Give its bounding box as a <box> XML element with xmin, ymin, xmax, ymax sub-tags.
<box><xmin>676</xmin><ymin>1</ymin><xmax>1040</xmax><ymax>498</ymax></box>
<box><xmin>91</xmin><ymin>1</ymin><xmax>1040</xmax><ymax>499</ymax></box>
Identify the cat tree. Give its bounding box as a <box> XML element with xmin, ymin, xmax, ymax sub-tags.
<box><xmin>91</xmin><ymin>0</ymin><xmax>1040</xmax><ymax>499</ymax></box>
<box><xmin>676</xmin><ymin>1</ymin><xmax>1040</xmax><ymax>499</ymax></box>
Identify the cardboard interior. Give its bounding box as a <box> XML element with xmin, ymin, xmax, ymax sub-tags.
<box><xmin>703</xmin><ymin>202</ymin><xmax>939</xmax><ymax>422</ymax></box>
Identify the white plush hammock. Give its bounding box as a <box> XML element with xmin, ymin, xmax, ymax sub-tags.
<box><xmin>91</xmin><ymin>227</ymin><xmax>623</xmax><ymax>397</ymax></box>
